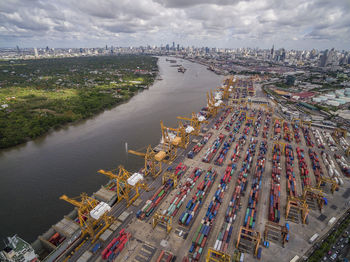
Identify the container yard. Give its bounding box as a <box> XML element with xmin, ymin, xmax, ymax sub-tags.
<box><xmin>13</xmin><ymin>76</ymin><xmax>350</xmax><ymax>262</ymax></box>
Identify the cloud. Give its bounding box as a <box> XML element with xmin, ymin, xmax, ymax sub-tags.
<box><xmin>0</xmin><ymin>0</ymin><xmax>349</xmax><ymax>49</ymax></box>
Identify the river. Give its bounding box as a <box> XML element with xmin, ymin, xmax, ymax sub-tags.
<box><xmin>0</xmin><ymin>56</ymin><xmax>224</xmax><ymax>245</ymax></box>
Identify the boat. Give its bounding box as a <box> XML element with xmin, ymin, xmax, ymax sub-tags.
<box><xmin>178</xmin><ymin>66</ymin><xmax>186</xmax><ymax>73</ymax></box>
<box><xmin>0</xmin><ymin>235</ymin><xmax>39</xmax><ymax>262</ymax></box>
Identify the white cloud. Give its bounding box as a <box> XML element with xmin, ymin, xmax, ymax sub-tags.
<box><xmin>0</xmin><ymin>0</ymin><xmax>349</xmax><ymax>49</ymax></box>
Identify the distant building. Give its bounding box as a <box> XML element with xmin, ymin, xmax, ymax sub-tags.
<box><xmin>286</xmin><ymin>75</ymin><xmax>295</xmax><ymax>86</ymax></box>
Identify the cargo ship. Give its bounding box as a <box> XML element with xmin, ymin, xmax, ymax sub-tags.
<box><xmin>0</xmin><ymin>235</ymin><xmax>39</xmax><ymax>262</ymax></box>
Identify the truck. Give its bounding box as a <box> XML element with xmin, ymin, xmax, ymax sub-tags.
<box><xmin>290</xmin><ymin>255</ymin><xmax>299</xmax><ymax>262</ymax></box>
<box><xmin>309</xmin><ymin>233</ymin><xmax>319</xmax><ymax>244</ymax></box>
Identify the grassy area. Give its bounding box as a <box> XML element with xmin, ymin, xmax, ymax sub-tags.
<box><xmin>0</xmin><ymin>55</ymin><xmax>158</xmax><ymax>148</ymax></box>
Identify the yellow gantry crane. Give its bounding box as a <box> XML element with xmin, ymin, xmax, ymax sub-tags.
<box><xmin>152</xmin><ymin>212</ymin><xmax>172</xmax><ymax>234</ymax></box>
<box><xmin>264</xmin><ymin>222</ymin><xmax>289</xmax><ymax>247</ymax></box>
<box><xmin>274</xmin><ymin>141</ymin><xmax>286</xmax><ymax>153</ymax></box>
<box><xmin>206</xmin><ymin>92</ymin><xmax>218</xmax><ymax>117</ymax></box>
<box><xmin>159</xmin><ymin>120</ymin><xmax>178</xmax><ymax>163</ymax></box>
<box><xmin>317</xmin><ymin>177</ymin><xmax>339</xmax><ymax>194</ymax></box>
<box><xmin>286</xmin><ymin>196</ymin><xmax>309</xmax><ymax>224</ymax></box>
<box><xmin>98</xmin><ymin>165</ymin><xmax>149</xmax><ymax>207</ymax></box>
<box><xmin>302</xmin><ymin>186</ymin><xmax>326</xmax><ymax>211</ymax></box>
<box><xmin>245</xmin><ymin>116</ymin><xmax>255</xmax><ymax>126</ymax></box>
<box><xmin>302</xmin><ymin>120</ymin><xmax>312</xmax><ymax>128</ymax></box>
<box><xmin>236</xmin><ymin>226</ymin><xmax>261</xmax><ymax>256</ymax></box>
<box><xmin>206</xmin><ymin>248</ymin><xmax>231</xmax><ymax>262</ymax></box>
<box><xmin>177</xmin><ymin>112</ymin><xmax>208</xmax><ymax>136</ymax></box>
<box><xmin>332</xmin><ymin>128</ymin><xmax>347</xmax><ymax>144</ymax></box>
<box><xmin>128</xmin><ymin>145</ymin><xmax>162</xmax><ymax>178</ymax></box>
<box><xmin>162</xmin><ymin>170</ymin><xmax>178</xmax><ymax>188</ymax></box>
<box><xmin>161</xmin><ymin>120</ymin><xmax>190</xmax><ymax>149</ymax></box>
<box><xmin>60</xmin><ymin>193</ymin><xmax>114</xmax><ymax>243</ymax></box>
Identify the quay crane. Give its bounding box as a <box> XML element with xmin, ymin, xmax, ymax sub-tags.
<box><xmin>60</xmin><ymin>193</ymin><xmax>114</xmax><ymax>243</ymax></box>
<box><xmin>161</xmin><ymin>120</ymin><xmax>190</xmax><ymax>149</ymax></box>
<box><xmin>128</xmin><ymin>145</ymin><xmax>162</xmax><ymax>178</ymax></box>
<box><xmin>177</xmin><ymin>112</ymin><xmax>208</xmax><ymax>136</ymax></box>
<box><xmin>98</xmin><ymin>165</ymin><xmax>149</xmax><ymax>207</ymax></box>
<box><xmin>157</xmin><ymin>120</ymin><xmax>178</xmax><ymax>163</ymax></box>
<box><xmin>206</xmin><ymin>90</ymin><xmax>224</xmax><ymax>117</ymax></box>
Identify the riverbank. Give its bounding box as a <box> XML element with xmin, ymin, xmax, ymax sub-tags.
<box><xmin>0</xmin><ymin>55</ymin><xmax>158</xmax><ymax>149</ymax></box>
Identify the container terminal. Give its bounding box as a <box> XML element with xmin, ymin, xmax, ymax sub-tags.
<box><xmin>2</xmin><ymin>75</ymin><xmax>350</xmax><ymax>262</ymax></box>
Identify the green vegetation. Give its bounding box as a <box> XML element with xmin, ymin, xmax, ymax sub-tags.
<box><xmin>0</xmin><ymin>55</ymin><xmax>158</xmax><ymax>148</ymax></box>
<box><xmin>275</xmin><ymin>82</ymin><xmax>290</xmax><ymax>89</ymax></box>
<box><xmin>307</xmin><ymin>215</ymin><xmax>350</xmax><ymax>262</ymax></box>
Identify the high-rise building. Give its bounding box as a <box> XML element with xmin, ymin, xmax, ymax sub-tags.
<box><xmin>172</xmin><ymin>42</ymin><xmax>175</xmax><ymax>50</ymax></box>
<box><xmin>271</xmin><ymin>44</ymin><xmax>275</xmax><ymax>59</ymax></box>
<box><xmin>34</xmin><ymin>48</ymin><xmax>38</xmax><ymax>57</ymax></box>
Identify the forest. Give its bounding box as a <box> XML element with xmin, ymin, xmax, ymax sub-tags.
<box><xmin>0</xmin><ymin>55</ymin><xmax>158</xmax><ymax>148</ymax></box>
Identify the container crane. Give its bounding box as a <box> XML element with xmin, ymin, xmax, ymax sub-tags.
<box><xmin>236</xmin><ymin>226</ymin><xmax>261</xmax><ymax>256</ymax></box>
<box><xmin>128</xmin><ymin>145</ymin><xmax>162</xmax><ymax>178</ymax></box>
<box><xmin>264</xmin><ymin>222</ymin><xmax>289</xmax><ymax>247</ymax></box>
<box><xmin>98</xmin><ymin>165</ymin><xmax>149</xmax><ymax>207</ymax></box>
<box><xmin>286</xmin><ymin>196</ymin><xmax>309</xmax><ymax>224</ymax></box>
<box><xmin>206</xmin><ymin>92</ymin><xmax>218</xmax><ymax>117</ymax></box>
<box><xmin>60</xmin><ymin>193</ymin><xmax>114</xmax><ymax>243</ymax></box>
<box><xmin>273</xmin><ymin>141</ymin><xmax>286</xmax><ymax>153</ymax></box>
<box><xmin>161</xmin><ymin>120</ymin><xmax>189</xmax><ymax>149</ymax></box>
<box><xmin>317</xmin><ymin>177</ymin><xmax>338</xmax><ymax>194</ymax></box>
<box><xmin>332</xmin><ymin>128</ymin><xmax>347</xmax><ymax>143</ymax></box>
<box><xmin>158</xmin><ymin>120</ymin><xmax>178</xmax><ymax>163</ymax></box>
<box><xmin>206</xmin><ymin>248</ymin><xmax>231</xmax><ymax>262</ymax></box>
<box><xmin>162</xmin><ymin>169</ymin><xmax>177</xmax><ymax>188</ymax></box>
<box><xmin>302</xmin><ymin>186</ymin><xmax>326</xmax><ymax>211</ymax></box>
<box><xmin>152</xmin><ymin>212</ymin><xmax>172</xmax><ymax>234</ymax></box>
<box><xmin>177</xmin><ymin>112</ymin><xmax>208</xmax><ymax>136</ymax></box>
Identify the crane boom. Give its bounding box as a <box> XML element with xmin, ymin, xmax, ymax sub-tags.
<box><xmin>60</xmin><ymin>194</ymin><xmax>83</xmax><ymax>208</ymax></box>
<box><xmin>128</xmin><ymin>150</ymin><xmax>146</xmax><ymax>157</ymax></box>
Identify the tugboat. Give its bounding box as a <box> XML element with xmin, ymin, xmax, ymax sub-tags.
<box><xmin>178</xmin><ymin>66</ymin><xmax>186</xmax><ymax>73</ymax></box>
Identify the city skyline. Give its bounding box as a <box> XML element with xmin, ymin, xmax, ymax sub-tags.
<box><xmin>1</xmin><ymin>0</ymin><xmax>350</xmax><ymax>50</ymax></box>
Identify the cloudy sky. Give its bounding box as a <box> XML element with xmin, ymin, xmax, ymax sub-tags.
<box><xmin>0</xmin><ymin>0</ymin><xmax>349</xmax><ymax>50</ymax></box>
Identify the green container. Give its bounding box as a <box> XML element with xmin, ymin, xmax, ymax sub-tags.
<box><xmin>182</xmin><ymin>213</ymin><xmax>188</xmax><ymax>224</ymax></box>
<box><xmin>198</xmin><ymin>234</ymin><xmax>204</xmax><ymax>245</ymax></box>
<box><xmin>158</xmin><ymin>190</ymin><xmax>165</xmax><ymax>197</ymax></box>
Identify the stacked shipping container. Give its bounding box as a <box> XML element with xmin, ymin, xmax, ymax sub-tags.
<box><xmin>296</xmin><ymin>147</ymin><xmax>311</xmax><ymax>189</ymax></box>
<box><xmin>162</xmin><ymin>168</ymin><xmax>204</xmax><ymax>218</ymax></box>
<box><xmin>202</xmin><ymin>134</ymin><xmax>226</xmax><ymax>163</ymax></box>
<box><xmin>179</xmin><ymin>168</ymin><xmax>217</xmax><ymax>226</ymax></box>
<box><xmin>269</xmin><ymin>143</ymin><xmax>281</xmax><ymax>222</ymax></box>
<box><xmin>187</xmin><ymin>133</ymin><xmax>212</xmax><ymax>159</ymax></box>
<box><xmin>286</xmin><ymin>144</ymin><xmax>297</xmax><ymax>197</ymax></box>
<box><xmin>137</xmin><ymin>163</ymin><xmax>187</xmax><ymax>219</ymax></box>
